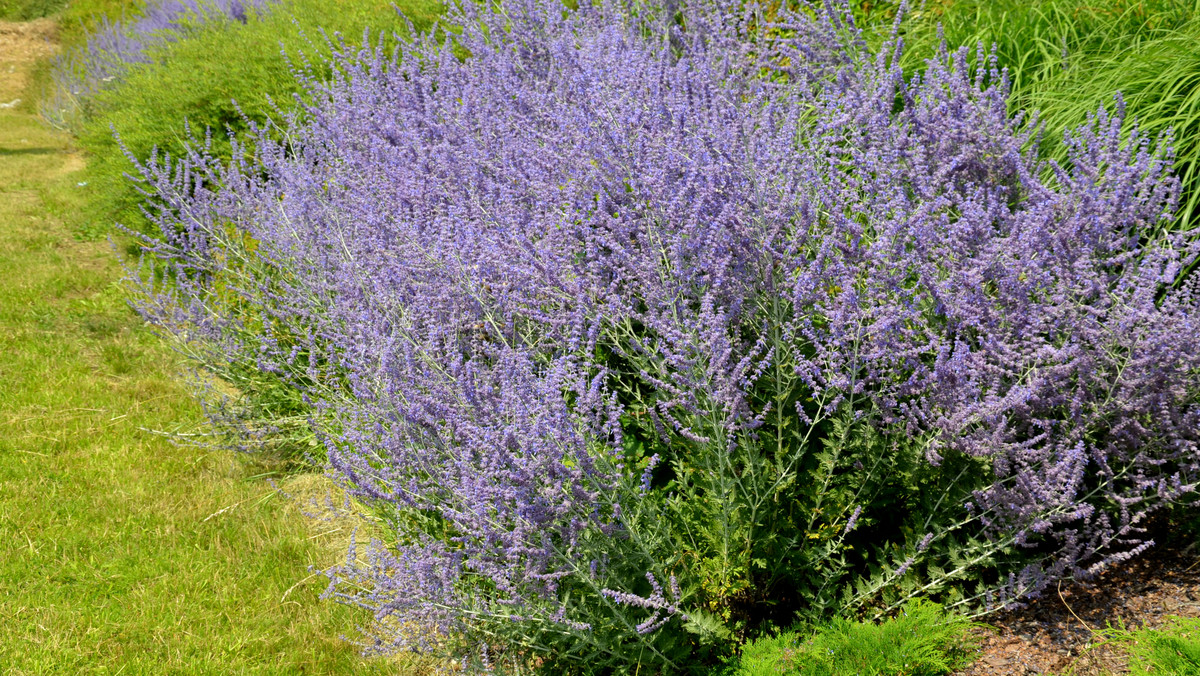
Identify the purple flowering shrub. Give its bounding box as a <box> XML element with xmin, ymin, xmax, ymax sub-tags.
<box><xmin>43</xmin><ymin>0</ymin><xmax>273</xmax><ymax>129</ymax></box>
<box><xmin>125</xmin><ymin>0</ymin><xmax>1200</xmax><ymax>670</ymax></box>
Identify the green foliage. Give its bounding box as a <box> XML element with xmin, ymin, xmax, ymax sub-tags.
<box><xmin>721</xmin><ymin>600</ymin><xmax>978</xmax><ymax>676</ymax></box>
<box><xmin>72</xmin><ymin>0</ymin><xmax>442</xmax><ymax>238</ymax></box>
<box><xmin>0</xmin><ymin>0</ymin><xmax>65</xmax><ymax>20</ymax></box>
<box><xmin>60</xmin><ymin>0</ymin><xmax>147</xmax><ymax>45</ymax></box>
<box><xmin>860</xmin><ymin>0</ymin><xmax>1199</xmax><ymax>96</ymax></box>
<box><xmin>0</xmin><ymin>0</ymin><xmax>140</xmax><ymax>37</ymax></box>
<box><xmin>604</xmin><ymin>296</ymin><xmax>1002</xmax><ymax>649</ymax></box>
<box><xmin>13</xmin><ymin>1</ymin><xmax>145</xmax><ymax>122</ymax></box>
<box><xmin>1105</xmin><ymin>617</ymin><xmax>1200</xmax><ymax>676</ymax></box>
<box><xmin>1151</xmin><ymin>499</ymin><xmax>1200</xmax><ymax>554</ymax></box>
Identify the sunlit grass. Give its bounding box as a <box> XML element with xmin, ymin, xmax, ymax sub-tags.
<box><xmin>1025</xmin><ymin>19</ymin><xmax>1200</xmax><ymax>238</ymax></box>
<box><xmin>1094</xmin><ymin>616</ymin><xmax>1200</xmax><ymax>676</ymax></box>
<box><xmin>1124</xmin><ymin>617</ymin><xmax>1200</xmax><ymax>675</ymax></box>
<box><xmin>0</xmin><ymin>59</ymin><xmax>435</xmax><ymax>675</ymax></box>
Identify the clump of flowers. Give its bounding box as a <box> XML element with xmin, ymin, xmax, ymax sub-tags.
<box><xmin>44</xmin><ymin>0</ymin><xmax>275</xmax><ymax>129</ymax></box>
<box><xmin>123</xmin><ymin>0</ymin><xmax>1200</xmax><ymax>670</ymax></box>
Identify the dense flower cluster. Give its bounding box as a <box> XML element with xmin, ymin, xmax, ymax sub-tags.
<box><xmin>124</xmin><ymin>0</ymin><xmax>1200</xmax><ymax>670</ymax></box>
<box><xmin>44</xmin><ymin>0</ymin><xmax>274</xmax><ymax>128</ymax></box>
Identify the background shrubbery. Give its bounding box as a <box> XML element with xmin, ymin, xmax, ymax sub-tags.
<box><xmin>45</xmin><ymin>0</ymin><xmax>440</xmax><ymax>237</ymax></box>
<box><xmin>0</xmin><ymin>0</ymin><xmax>68</xmax><ymax>20</ymax></box>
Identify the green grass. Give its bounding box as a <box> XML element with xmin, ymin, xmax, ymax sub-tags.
<box><xmin>0</xmin><ymin>0</ymin><xmax>67</xmax><ymax>20</ymax></box>
<box><xmin>1026</xmin><ymin>17</ymin><xmax>1200</xmax><ymax>238</ymax></box>
<box><xmin>55</xmin><ymin>0</ymin><xmax>146</xmax><ymax>44</ymax></box>
<box><xmin>0</xmin><ymin>0</ymin><xmax>145</xmax><ymax>37</ymax></box>
<box><xmin>0</xmin><ymin>34</ymin><xmax>439</xmax><ymax>674</ymax></box>
<box><xmin>861</xmin><ymin>0</ymin><xmax>1199</xmax><ymax>97</ymax></box>
<box><xmin>721</xmin><ymin>600</ymin><xmax>979</xmax><ymax>676</ymax></box>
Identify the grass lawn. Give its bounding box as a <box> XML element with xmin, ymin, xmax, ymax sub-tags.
<box><xmin>0</xmin><ymin>21</ymin><xmax>410</xmax><ymax>674</ymax></box>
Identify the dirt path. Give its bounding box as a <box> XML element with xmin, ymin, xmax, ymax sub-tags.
<box><xmin>0</xmin><ymin>19</ymin><xmax>56</xmax><ymax>104</ymax></box>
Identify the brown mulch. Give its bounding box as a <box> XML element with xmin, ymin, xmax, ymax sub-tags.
<box><xmin>953</xmin><ymin>549</ymin><xmax>1200</xmax><ymax>675</ymax></box>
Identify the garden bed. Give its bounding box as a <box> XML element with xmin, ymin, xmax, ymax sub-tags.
<box><xmin>14</xmin><ymin>0</ymin><xmax>1200</xmax><ymax>671</ymax></box>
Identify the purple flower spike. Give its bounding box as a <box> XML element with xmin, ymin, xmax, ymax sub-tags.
<box><xmin>122</xmin><ymin>0</ymin><xmax>1200</xmax><ymax>667</ymax></box>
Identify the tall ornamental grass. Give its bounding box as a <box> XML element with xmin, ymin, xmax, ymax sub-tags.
<box><xmin>859</xmin><ymin>0</ymin><xmax>1200</xmax><ymax>240</ymax></box>
<box><xmin>123</xmin><ymin>0</ymin><xmax>1200</xmax><ymax>670</ymax></box>
<box><xmin>1027</xmin><ymin>17</ymin><xmax>1200</xmax><ymax>252</ymax></box>
<box><xmin>858</xmin><ymin>0</ymin><xmax>1200</xmax><ymax>100</ymax></box>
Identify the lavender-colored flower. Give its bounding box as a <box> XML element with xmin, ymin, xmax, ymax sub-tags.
<box><xmin>843</xmin><ymin>506</ymin><xmax>863</xmax><ymax>535</ymax></box>
<box><xmin>120</xmin><ymin>0</ymin><xmax>1200</xmax><ymax>667</ymax></box>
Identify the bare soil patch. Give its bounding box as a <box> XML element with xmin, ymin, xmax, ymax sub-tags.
<box><xmin>954</xmin><ymin>550</ymin><xmax>1200</xmax><ymax>675</ymax></box>
<box><xmin>0</xmin><ymin>18</ymin><xmax>57</xmax><ymax>61</ymax></box>
<box><xmin>0</xmin><ymin>18</ymin><xmax>57</xmax><ymax>101</ymax></box>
